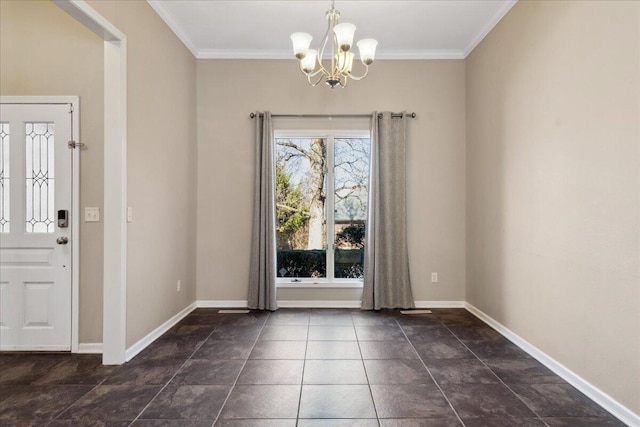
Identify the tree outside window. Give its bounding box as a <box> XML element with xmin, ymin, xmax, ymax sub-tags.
<box><xmin>275</xmin><ymin>135</ymin><xmax>370</xmax><ymax>281</ymax></box>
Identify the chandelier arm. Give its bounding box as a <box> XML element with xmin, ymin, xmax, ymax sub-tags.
<box><xmin>330</xmin><ymin>30</ymin><xmax>338</xmax><ymax>80</ymax></box>
<box><xmin>339</xmin><ymin>73</ymin><xmax>348</xmax><ymax>88</ymax></box>
<box><xmin>346</xmin><ymin>64</ymin><xmax>370</xmax><ymax>81</ymax></box>
<box><xmin>299</xmin><ymin>60</ymin><xmax>325</xmax><ymax>79</ymax></box>
<box><xmin>307</xmin><ymin>73</ymin><xmax>325</xmax><ymax>87</ymax></box>
<box><xmin>316</xmin><ymin>11</ymin><xmax>333</xmax><ymax>79</ymax></box>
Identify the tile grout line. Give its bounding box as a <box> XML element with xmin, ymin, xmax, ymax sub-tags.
<box><xmin>440</xmin><ymin>321</ymin><xmax>552</xmax><ymax>427</ymax></box>
<box><xmin>45</xmin><ymin>375</ymin><xmax>110</xmax><ymax>426</ymax></box>
<box><xmin>127</xmin><ymin>316</ymin><xmax>231</xmax><ymax>426</ymax></box>
<box><xmin>210</xmin><ymin>311</ymin><xmax>272</xmax><ymax>427</ymax></box>
<box><xmin>352</xmin><ymin>314</ymin><xmax>382</xmax><ymax>427</ymax></box>
<box><xmin>294</xmin><ymin>315</ymin><xmax>311</xmax><ymax>426</ymax></box>
<box><xmin>395</xmin><ymin>315</ymin><xmax>467</xmax><ymax>427</ymax></box>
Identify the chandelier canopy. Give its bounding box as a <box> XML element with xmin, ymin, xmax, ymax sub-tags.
<box><xmin>290</xmin><ymin>0</ymin><xmax>378</xmax><ymax>89</ymax></box>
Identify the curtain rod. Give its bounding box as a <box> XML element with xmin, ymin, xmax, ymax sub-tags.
<box><xmin>249</xmin><ymin>112</ymin><xmax>417</xmax><ymax>119</ymax></box>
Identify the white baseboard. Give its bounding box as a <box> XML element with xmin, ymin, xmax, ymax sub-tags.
<box><xmin>77</xmin><ymin>343</ymin><xmax>103</xmax><ymax>354</ymax></box>
<box><xmin>415</xmin><ymin>300</ymin><xmax>465</xmax><ymax>308</ymax></box>
<box><xmin>125</xmin><ymin>301</ymin><xmax>197</xmax><ymax>362</ymax></box>
<box><xmin>195</xmin><ymin>300</ymin><xmax>466</xmax><ymax>309</ymax></box>
<box><xmin>465</xmin><ymin>302</ymin><xmax>639</xmax><ymax>427</ymax></box>
<box><xmin>277</xmin><ymin>300</ymin><xmax>362</xmax><ymax>308</ymax></box>
<box><xmin>197</xmin><ymin>300</ymin><xmax>248</xmax><ymax>308</ymax></box>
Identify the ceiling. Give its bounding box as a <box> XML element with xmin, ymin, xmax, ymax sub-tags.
<box><xmin>147</xmin><ymin>0</ymin><xmax>517</xmax><ymax>60</ymax></box>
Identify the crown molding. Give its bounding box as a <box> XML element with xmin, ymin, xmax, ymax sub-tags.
<box><xmin>376</xmin><ymin>50</ymin><xmax>466</xmax><ymax>60</ymax></box>
<box><xmin>463</xmin><ymin>0</ymin><xmax>517</xmax><ymax>57</ymax></box>
<box><xmin>196</xmin><ymin>49</ymin><xmax>466</xmax><ymax>60</ymax></box>
<box><xmin>147</xmin><ymin>0</ymin><xmax>199</xmax><ymax>58</ymax></box>
<box><xmin>197</xmin><ymin>49</ymin><xmax>293</xmax><ymax>60</ymax></box>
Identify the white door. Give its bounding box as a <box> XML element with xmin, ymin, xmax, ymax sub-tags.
<box><xmin>0</xmin><ymin>103</ymin><xmax>73</xmax><ymax>351</ymax></box>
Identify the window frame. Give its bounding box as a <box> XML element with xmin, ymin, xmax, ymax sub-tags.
<box><xmin>274</xmin><ymin>129</ymin><xmax>370</xmax><ymax>289</ymax></box>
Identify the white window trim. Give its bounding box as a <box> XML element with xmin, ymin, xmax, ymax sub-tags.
<box><xmin>274</xmin><ymin>129</ymin><xmax>370</xmax><ymax>289</ymax></box>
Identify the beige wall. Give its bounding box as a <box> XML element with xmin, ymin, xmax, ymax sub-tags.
<box><xmin>0</xmin><ymin>0</ymin><xmax>105</xmax><ymax>343</ymax></box>
<box><xmin>196</xmin><ymin>59</ymin><xmax>466</xmax><ymax>304</ymax></box>
<box><xmin>466</xmin><ymin>0</ymin><xmax>639</xmax><ymax>415</ymax></box>
<box><xmin>1</xmin><ymin>0</ymin><xmax>198</xmax><ymax>347</ymax></box>
<box><xmin>86</xmin><ymin>0</ymin><xmax>198</xmax><ymax>347</ymax></box>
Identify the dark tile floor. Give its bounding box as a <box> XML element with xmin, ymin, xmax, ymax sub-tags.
<box><xmin>0</xmin><ymin>308</ymin><xmax>627</xmax><ymax>426</ymax></box>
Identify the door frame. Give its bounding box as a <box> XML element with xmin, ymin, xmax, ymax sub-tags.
<box><xmin>0</xmin><ymin>96</ymin><xmax>80</xmax><ymax>352</ymax></box>
<box><xmin>52</xmin><ymin>0</ymin><xmax>128</xmax><ymax>364</ymax></box>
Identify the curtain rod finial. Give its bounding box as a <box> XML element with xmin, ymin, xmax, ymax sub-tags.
<box><xmin>250</xmin><ymin>112</ymin><xmax>256</xmax><ymax>119</ymax></box>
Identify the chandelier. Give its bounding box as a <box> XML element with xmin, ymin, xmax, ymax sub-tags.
<box><xmin>290</xmin><ymin>0</ymin><xmax>378</xmax><ymax>89</ymax></box>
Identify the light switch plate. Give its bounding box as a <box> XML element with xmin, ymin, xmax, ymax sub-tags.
<box><xmin>85</xmin><ymin>207</ymin><xmax>100</xmax><ymax>222</ymax></box>
<box><xmin>127</xmin><ymin>207</ymin><xmax>133</xmax><ymax>223</ymax></box>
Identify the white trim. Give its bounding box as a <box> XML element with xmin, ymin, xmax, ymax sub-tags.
<box><xmin>102</xmin><ymin>33</ymin><xmax>128</xmax><ymax>366</ymax></box>
<box><xmin>0</xmin><ymin>345</ymin><xmax>71</xmax><ymax>351</ymax></box>
<box><xmin>375</xmin><ymin>50</ymin><xmax>466</xmax><ymax>60</ymax></box>
<box><xmin>195</xmin><ymin>300</ymin><xmax>466</xmax><ymax>309</ymax></box>
<box><xmin>0</xmin><ymin>96</ymin><xmax>78</xmax><ymax>105</ymax></box>
<box><xmin>197</xmin><ymin>300</ymin><xmax>249</xmax><ymax>308</ymax></box>
<box><xmin>196</xmin><ymin>49</ymin><xmax>466</xmax><ymax>60</ymax></box>
<box><xmin>78</xmin><ymin>343</ymin><xmax>103</xmax><ymax>354</ymax></box>
<box><xmin>277</xmin><ymin>300</ymin><xmax>362</xmax><ymax>308</ymax></box>
<box><xmin>277</xmin><ymin>282</ymin><xmax>363</xmax><ymax>289</ymax></box>
<box><xmin>53</xmin><ymin>0</ymin><xmax>128</xmax><ymax>365</ymax></box>
<box><xmin>53</xmin><ymin>0</ymin><xmax>123</xmax><ymax>41</ymax></box>
<box><xmin>146</xmin><ymin>0</ymin><xmax>198</xmax><ymax>57</ymax></box>
<box><xmin>463</xmin><ymin>0</ymin><xmax>518</xmax><ymax>57</ymax></box>
<box><xmin>0</xmin><ymin>96</ymin><xmax>80</xmax><ymax>353</ymax></box>
<box><xmin>465</xmin><ymin>302</ymin><xmax>640</xmax><ymax>427</ymax></box>
<box><xmin>125</xmin><ymin>302</ymin><xmax>197</xmax><ymax>361</ymax></box>
<box><xmin>70</xmin><ymin>98</ymin><xmax>80</xmax><ymax>353</ymax></box>
<box><xmin>415</xmin><ymin>300</ymin><xmax>466</xmax><ymax>308</ymax></box>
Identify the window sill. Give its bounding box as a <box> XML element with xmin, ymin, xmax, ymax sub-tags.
<box><xmin>277</xmin><ymin>281</ymin><xmax>363</xmax><ymax>289</ymax></box>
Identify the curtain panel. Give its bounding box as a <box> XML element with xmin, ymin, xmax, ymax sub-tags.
<box><xmin>247</xmin><ymin>112</ymin><xmax>278</xmax><ymax>311</ymax></box>
<box><xmin>362</xmin><ymin>112</ymin><xmax>415</xmax><ymax>310</ymax></box>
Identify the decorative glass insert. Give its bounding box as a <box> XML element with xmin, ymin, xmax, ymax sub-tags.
<box><xmin>25</xmin><ymin>123</ymin><xmax>55</xmax><ymax>233</ymax></box>
<box><xmin>0</xmin><ymin>123</ymin><xmax>9</xmax><ymax>233</ymax></box>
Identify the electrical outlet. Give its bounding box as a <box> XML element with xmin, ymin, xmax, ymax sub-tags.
<box><xmin>431</xmin><ymin>272</ymin><xmax>438</xmax><ymax>283</ymax></box>
<box><xmin>177</xmin><ymin>280</ymin><xmax>181</xmax><ymax>292</ymax></box>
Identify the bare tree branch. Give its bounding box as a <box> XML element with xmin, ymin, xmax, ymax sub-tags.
<box><xmin>277</xmin><ymin>140</ymin><xmax>310</xmax><ymax>157</ymax></box>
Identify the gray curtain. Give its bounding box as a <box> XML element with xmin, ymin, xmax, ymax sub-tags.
<box><xmin>248</xmin><ymin>112</ymin><xmax>278</xmax><ymax>311</ymax></box>
<box><xmin>362</xmin><ymin>112</ymin><xmax>415</xmax><ymax>310</ymax></box>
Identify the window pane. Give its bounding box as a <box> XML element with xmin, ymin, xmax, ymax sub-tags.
<box><xmin>25</xmin><ymin>123</ymin><xmax>55</xmax><ymax>233</ymax></box>
<box><xmin>0</xmin><ymin>123</ymin><xmax>9</xmax><ymax>233</ymax></box>
<box><xmin>275</xmin><ymin>137</ymin><xmax>327</xmax><ymax>278</ymax></box>
<box><xmin>334</xmin><ymin>138</ymin><xmax>370</xmax><ymax>279</ymax></box>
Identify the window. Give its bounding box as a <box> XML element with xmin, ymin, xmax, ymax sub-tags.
<box><xmin>275</xmin><ymin>131</ymin><xmax>370</xmax><ymax>286</ymax></box>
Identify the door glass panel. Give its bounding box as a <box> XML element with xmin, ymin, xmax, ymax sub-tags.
<box><xmin>25</xmin><ymin>123</ymin><xmax>55</xmax><ymax>233</ymax></box>
<box><xmin>0</xmin><ymin>123</ymin><xmax>9</xmax><ymax>232</ymax></box>
<box><xmin>275</xmin><ymin>137</ymin><xmax>327</xmax><ymax>278</ymax></box>
<box><xmin>334</xmin><ymin>138</ymin><xmax>370</xmax><ymax>278</ymax></box>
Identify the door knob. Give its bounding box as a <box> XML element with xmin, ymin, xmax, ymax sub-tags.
<box><xmin>56</xmin><ymin>236</ymin><xmax>69</xmax><ymax>245</ymax></box>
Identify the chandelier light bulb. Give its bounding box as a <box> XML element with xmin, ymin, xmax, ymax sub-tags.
<box><xmin>290</xmin><ymin>32</ymin><xmax>313</xmax><ymax>59</ymax></box>
<box><xmin>333</xmin><ymin>23</ymin><xmax>356</xmax><ymax>51</ymax></box>
<box><xmin>301</xmin><ymin>49</ymin><xmax>318</xmax><ymax>73</ymax></box>
<box><xmin>357</xmin><ymin>38</ymin><xmax>378</xmax><ymax>65</ymax></box>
